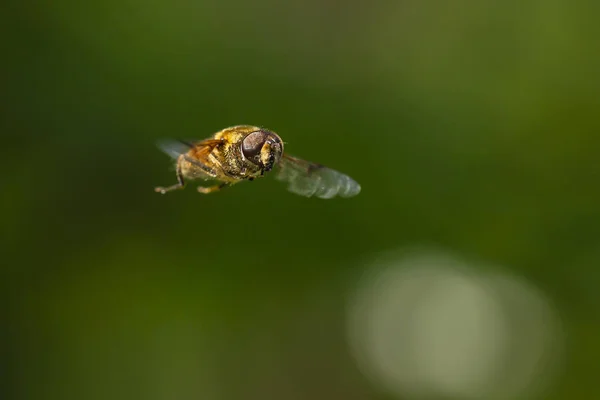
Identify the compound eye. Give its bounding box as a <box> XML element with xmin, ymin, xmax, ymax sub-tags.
<box><xmin>242</xmin><ymin>131</ymin><xmax>267</xmax><ymax>160</ymax></box>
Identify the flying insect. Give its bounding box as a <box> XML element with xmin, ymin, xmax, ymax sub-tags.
<box><xmin>154</xmin><ymin>125</ymin><xmax>361</xmax><ymax>199</ymax></box>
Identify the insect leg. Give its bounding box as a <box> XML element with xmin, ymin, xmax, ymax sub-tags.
<box><xmin>154</xmin><ymin>166</ymin><xmax>186</xmax><ymax>194</ymax></box>
<box><xmin>197</xmin><ymin>182</ymin><xmax>229</xmax><ymax>194</ymax></box>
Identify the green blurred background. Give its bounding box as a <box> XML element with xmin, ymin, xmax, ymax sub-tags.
<box><xmin>2</xmin><ymin>0</ymin><xmax>599</xmax><ymax>399</ymax></box>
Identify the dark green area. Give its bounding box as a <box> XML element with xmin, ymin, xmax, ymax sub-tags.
<box><xmin>2</xmin><ymin>1</ymin><xmax>599</xmax><ymax>399</ymax></box>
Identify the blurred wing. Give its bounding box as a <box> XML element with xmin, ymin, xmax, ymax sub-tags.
<box><xmin>276</xmin><ymin>154</ymin><xmax>361</xmax><ymax>199</ymax></box>
<box><xmin>157</xmin><ymin>139</ymin><xmax>191</xmax><ymax>159</ymax></box>
<box><xmin>157</xmin><ymin>138</ymin><xmax>222</xmax><ymax>166</ymax></box>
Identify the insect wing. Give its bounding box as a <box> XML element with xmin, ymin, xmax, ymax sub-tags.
<box><xmin>157</xmin><ymin>139</ymin><xmax>191</xmax><ymax>159</ymax></box>
<box><xmin>187</xmin><ymin>139</ymin><xmax>223</xmax><ymax>163</ymax></box>
<box><xmin>276</xmin><ymin>154</ymin><xmax>361</xmax><ymax>199</ymax></box>
<box><xmin>156</xmin><ymin>138</ymin><xmax>222</xmax><ymax>168</ymax></box>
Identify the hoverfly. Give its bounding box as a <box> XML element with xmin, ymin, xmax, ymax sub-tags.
<box><xmin>154</xmin><ymin>125</ymin><xmax>361</xmax><ymax>199</ymax></box>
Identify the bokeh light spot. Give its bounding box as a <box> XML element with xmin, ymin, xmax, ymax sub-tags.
<box><xmin>347</xmin><ymin>248</ymin><xmax>563</xmax><ymax>400</ymax></box>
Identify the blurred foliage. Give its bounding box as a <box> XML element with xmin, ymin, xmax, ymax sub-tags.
<box><xmin>2</xmin><ymin>0</ymin><xmax>599</xmax><ymax>399</ymax></box>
